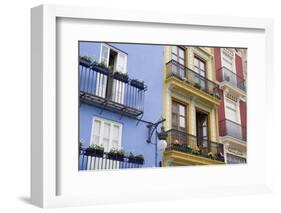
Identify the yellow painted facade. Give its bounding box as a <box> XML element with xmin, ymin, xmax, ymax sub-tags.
<box><xmin>162</xmin><ymin>46</ymin><xmax>224</xmax><ymax>166</ymax></box>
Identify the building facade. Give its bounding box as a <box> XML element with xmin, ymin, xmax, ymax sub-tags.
<box><xmin>79</xmin><ymin>42</ymin><xmax>164</xmax><ymax>169</ymax></box>
<box><xmin>214</xmin><ymin>48</ymin><xmax>247</xmax><ymax>164</ymax></box>
<box><xmin>162</xmin><ymin>46</ymin><xmax>225</xmax><ymax>166</ymax></box>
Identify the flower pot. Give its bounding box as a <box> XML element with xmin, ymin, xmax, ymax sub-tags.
<box><xmin>113</xmin><ymin>72</ymin><xmax>129</xmax><ymax>83</ymax></box>
<box><xmin>92</xmin><ymin>64</ymin><xmax>109</xmax><ymax>75</ymax></box>
<box><xmin>79</xmin><ymin>58</ymin><xmax>92</xmax><ymax>67</ymax></box>
<box><xmin>130</xmin><ymin>79</ymin><xmax>145</xmax><ymax>90</ymax></box>
<box><xmin>134</xmin><ymin>157</ymin><xmax>144</xmax><ymax>164</ymax></box>
<box><xmin>85</xmin><ymin>148</ymin><xmax>104</xmax><ymax>157</ymax></box>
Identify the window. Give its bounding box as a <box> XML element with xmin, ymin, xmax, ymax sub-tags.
<box><xmin>172</xmin><ymin>46</ymin><xmax>185</xmax><ymax>78</ymax></box>
<box><xmin>172</xmin><ymin>46</ymin><xmax>185</xmax><ymax>65</ymax></box>
<box><xmin>225</xmin><ymin>99</ymin><xmax>238</xmax><ymax>122</ymax></box>
<box><xmin>91</xmin><ymin>117</ymin><xmax>122</xmax><ymax>152</ymax></box>
<box><xmin>97</xmin><ymin>44</ymin><xmax>128</xmax><ymax>104</ymax></box>
<box><xmin>194</xmin><ymin>56</ymin><xmax>206</xmax><ymax>77</ymax></box>
<box><xmin>193</xmin><ymin>56</ymin><xmax>206</xmax><ymax>89</ymax></box>
<box><xmin>172</xmin><ymin>101</ymin><xmax>187</xmax><ymax>131</ymax></box>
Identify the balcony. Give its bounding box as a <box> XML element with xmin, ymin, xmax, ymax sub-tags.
<box><xmin>166</xmin><ymin>60</ymin><xmax>220</xmax><ymax>100</ymax></box>
<box><xmin>165</xmin><ymin>129</ymin><xmax>225</xmax><ymax>163</ymax></box>
<box><xmin>219</xmin><ymin>119</ymin><xmax>247</xmax><ymax>143</ymax></box>
<box><xmin>79</xmin><ymin>60</ymin><xmax>147</xmax><ymax>117</ymax></box>
<box><xmin>217</xmin><ymin>67</ymin><xmax>246</xmax><ymax>92</ymax></box>
<box><xmin>79</xmin><ymin>148</ymin><xmax>144</xmax><ymax>170</ymax></box>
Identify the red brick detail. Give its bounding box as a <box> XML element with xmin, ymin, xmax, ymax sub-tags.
<box><xmin>239</xmin><ymin>100</ymin><xmax>247</xmax><ymax>127</ymax></box>
<box><xmin>235</xmin><ymin>54</ymin><xmax>244</xmax><ymax>79</ymax></box>
<box><xmin>214</xmin><ymin>48</ymin><xmax>222</xmax><ymax>81</ymax></box>
<box><xmin>217</xmin><ymin>89</ymin><xmax>225</xmax><ymax>122</ymax></box>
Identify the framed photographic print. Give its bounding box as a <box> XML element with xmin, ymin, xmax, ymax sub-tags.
<box><xmin>31</xmin><ymin>4</ymin><xmax>274</xmax><ymax>208</ymax></box>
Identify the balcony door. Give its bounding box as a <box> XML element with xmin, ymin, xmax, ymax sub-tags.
<box><xmin>225</xmin><ymin>98</ymin><xmax>242</xmax><ymax>140</ymax></box>
<box><xmin>196</xmin><ymin>110</ymin><xmax>209</xmax><ymax>155</ymax></box>
<box><xmin>172</xmin><ymin>101</ymin><xmax>187</xmax><ymax>145</ymax></box>
<box><xmin>97</xmin><ymin>43</ymin><xmax>127</xmax><ymax>105</ymax></box>
<box><xmin>222</xmin><ymin>51</ymin><xmax>237</xmax><ymax>86</ymax></box>
<box><xmin>194</xmin><ymin>56</ymin><xmax>206</xmax><ymax>90</ymax></box>
<box><xmin>172</xmin><ymin>46</ymin><xmax>185</xmax><ymax>78</ymax></box>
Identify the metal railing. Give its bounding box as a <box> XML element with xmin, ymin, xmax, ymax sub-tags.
<box><xmin>79</xmin><ymin>61</ymin><xmax>147</xmax><ymax>117</ymax></box>
<box><xmin>219</xmin><ymin>119</ymin><xmax>247</xmax><ymax>142</ymax></box>
<box><xmin>217</xmin><ymin>67</ymin><xmax>246</xmax><ymax>92</ymax></box>
<box><xmin>79</xmin><ymin>148</ymin><xmax>144</xmax><ymax>170</ymax></box>
<box><xmin>165</xmin><ymin>129</ymin><xmax>225</xmax><ymax>162</ymax></box>
<box><xmin>166</xmin><ymin>60</ymin><xmax>220</xmax><ymax>99</ymax></box>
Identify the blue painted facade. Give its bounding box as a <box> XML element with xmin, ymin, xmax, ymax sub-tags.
<box><xmin>79</xmin><ymin>42</ymin><xmax>164</xmax><ymax>168</ymax></box>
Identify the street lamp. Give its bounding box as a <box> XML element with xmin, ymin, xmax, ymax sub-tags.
<box><xmin>146</xmin><ymin>119</ymin><xmax>168</xmax><ymax>167</ymax></box>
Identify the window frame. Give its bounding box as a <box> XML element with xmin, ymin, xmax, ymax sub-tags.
<box><xmin>171</xmin><ymin>99</ymin><xmax>188</xmax><ymax>131</ymax></box>
<box><xmin>172</xmin><ymin>46</ymin><xmax>185</xmax><ymax>66</ymax></box>
<box><xmin>99</xmin><ymin>43</ymin><xmax>128</xmax><ymax>73</ymax></box>
<box><xmin>90</xmin><ymin>116</ymin><xmax>123</xmax><ymax>152</ymax></box>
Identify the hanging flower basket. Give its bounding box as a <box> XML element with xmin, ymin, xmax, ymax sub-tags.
<box><xmin>130</xmin><ymin>79</ymin><xmax>145</xmax><ymax>90</ymax></box>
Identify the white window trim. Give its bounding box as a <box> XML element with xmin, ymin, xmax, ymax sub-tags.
<box><xmin>90</xmin><ymin>116</ymin><xmax>123</xmax><ymax>151</ymax></box>
<box><xmin>221</xmin><ymin>48</ymin><xmax>236</xmax><ymax>74</ymax></box>
<box><xmin>224</xmin><ymin>95</ymin><xmax>241</xmax><ymax>124</ymax></box>
<box><xmin>99</xmin><ymin>43</ymin><xmax>128</xmax><ymax>73</ymax></box>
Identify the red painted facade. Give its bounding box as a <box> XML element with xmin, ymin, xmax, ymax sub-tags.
<box><xmin>235</xmin><ymin>54</ymin><xmax>244</xmax><ymax>79</ymax></box>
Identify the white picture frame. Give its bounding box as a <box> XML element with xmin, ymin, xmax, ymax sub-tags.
<box><xmin>31</xmin><ymin>4</ymin><xmax>274</xmax><ymax>208</ymax></box>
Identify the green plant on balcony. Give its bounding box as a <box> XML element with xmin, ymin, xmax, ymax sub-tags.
<box><xmin>113</xmin><ymin>71</ymin><xmax>129</xmax><ymax>83</ymax></box>
<box><xmin>191</xmin><ymin>146</ymin><xmax>201</xmax><ymax>155</ymax></box>
<box><xmin>79</xmin><ymin>140</ymin><xmax>84</xmax><ymax>150</ymax></box>
<box><xmin>85</xmin><ymin>144</ymin><xmax>104</xmax><ymax>157</ymax></box>
<box><xmin>135</xmin><ymin>154</ymin><xmax>144</xmax><ymax>164</ymax></box>
<box><xmin>194</xmin><ymin>83</ymin><xmax>202</xmax><ymax>90</ymax></box>
<box><xmin>80</xmin><ymin>55</ymin><xmax>93</xmax><ymax>63</ymax></box>
<box><xmin>208</xmin><ymin>152</ymin><xmax>215</xmax><ymax>160</ymax></box>
<box><xmin>108</xmin><ymin>147</ymin><xmax>125</xmax><ymax>161</ymax></box>
<box><xmin>130</xmin><ymin>78</ymin><xmax>145</xmax><ymax>90</ymax></box>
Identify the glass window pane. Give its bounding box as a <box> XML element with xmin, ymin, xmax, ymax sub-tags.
<box><xmin>179</xmin><ymin>105</ymin><xmax>185</xmax><ymax>116</ymax></box>
<box><xmin>94</xmin><ymin>120</ymin><xmax>101</xmax><ymax>136</ymax></box>
<box><xmin>179</xmin><ymin>58</ymin><xmax>184</xmax><ymax>65</ymax></box>
<box><xmin>172</xmin><ymin>46</ymin><xmax>177</xmax><ymax>54</ymax></box>
<box><xmin>199</xmin><ymin>61</ymin><xmax>205</xmax><ymax>70</ymax></box>
<box><xmin>179</xmin><ymin>48</ymin><xmax>184</xmax><ymax>58</ymax></box>
<box><xmin>172</xmin><ymin>54</ymin><xmax>177</xmax><ymax>61</ymax></box>
<box><xmin>112</xmin><ymin>125</ymin><xmax>119</xmax><ymax>140</ymax></box>
<box><xmin>194</xmin><ymin>58</ymin><xmax>199</xmax><ymax>67</ymax></box>
<box><xmin>103</xmin><ymin>123</ymin><xmax>110</xmax><ymax>139</ymax></box>
<box><xmin>179</xmin><ymin>117</ymin><xmax>185</xmax><ymax>128</ymax></box>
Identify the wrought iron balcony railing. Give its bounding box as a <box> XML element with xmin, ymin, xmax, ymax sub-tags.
<box><xmin>79</xmin><ymin>148</ymin><xmax>144</xmax><ymax>170</ymax></box>
<box><xmin>217</xmin><ymin>67</ymin><xmax>246</xmax><ymax>92</ymax></box>
<box><xmin>166</xmin><ymin>60</ymin><xmax>220</xmax><ymax>99</ymax></box>
<box><xmin>165</xmin><ymin>129</ymin><xmax>225</xmax><ymax>162</ymax></box>
<box><xmin>219</xmin><ymin>119</ymin><xmax>247</xmax><ymax>142</ymax></box>
<box><xmin>79</xmin><ymin>60</ymin><xmax>147</xmax><ymax>117</ymax></box>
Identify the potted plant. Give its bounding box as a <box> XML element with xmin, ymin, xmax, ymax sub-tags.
<box><xmin>191</xmin><ymin>146</ymin><xmax>201</xmax><ymax>155</ymax></box>
<box><xmin>92</xmin><ymin>61</ymin><xmax>110</xmax><ymax>75</ymax></box>
<box><xmin>108</xmin><ymin>148</ymin><xmax>125</xmax><ymax>161</ymax></box>
<box><xmin>85</xmin><ymin>144</ymin><xmax>104</xmax><ymax>157</ymax></box>
<box><xmin>127</xmin><ymin>152</ymin><xmax>136</xmax><ymax>163</ymax></box>
<box><xmin>79</xmin><ymin>55</ymin><xmax>93</xmax><ymax>67</ymax></box>
<box><xmin>208</xmin><ymin>152</ymin><xmax>215</xmax><ymax>160</ymax></box>
<box><xmin>134</xmin><ymin>154</ymin><xmax>144</xmax><ymax>164</ymax></box>
<box><xmin>79</xmin><ymin>140</ymin><xmax>83</xmax><ymax>150</ymax></box>
<box><xmin>194</xmin><ymin>83</ymin><xmax>202</xmax><ymax>90</ymax></box>
<box><xmin>113</xmin><ymin>71</ymin><xmax>129</xmax><ymax>83</ymax></box>
<box><xmin>130</xmin><ymin>79</ymin><xmax>145</xmax><ymax>90</ymax></box>
<box><xmin>216</xmin><ymin>152</ymin><xmax>225</xmax><ymax>162</ymax></box>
